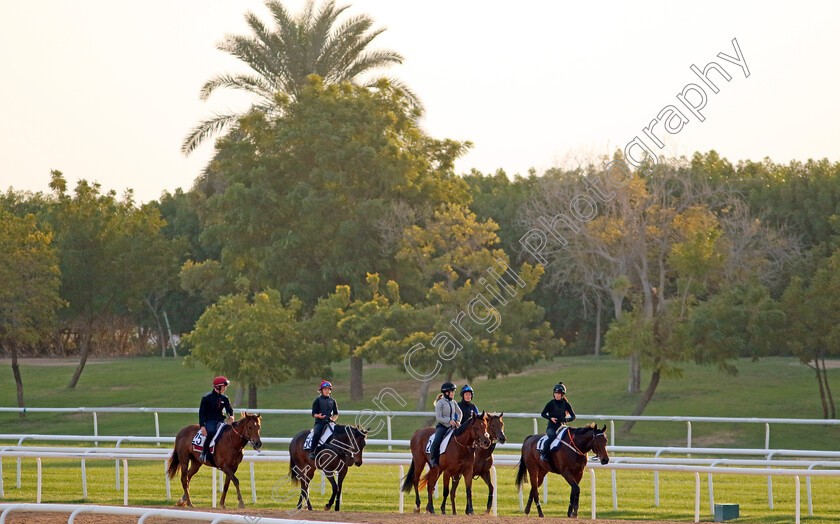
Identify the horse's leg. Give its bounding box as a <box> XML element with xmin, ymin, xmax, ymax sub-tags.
<box><xmin>480</xmin><ymin>471</ymin><xmax>494</xmax><ymax>514</ymax></box>
<box><xmin>334</xmin><ymin>467</ymin><xmax>348</xmax><ymax>511</ymax></box>
<box><xmin>324</xmin><ymin>472</ymin><xmax>338</xmax><ymax>511</ymax></box>
<box><xmin>526</xmin><ymin>468</ymin><xmax>544</xmax><ymax>517</ymax></box>
<box><xmin>180</xmin><ymin>453</ymin><xmax>202</xmax><ymax>508</ymax></box>
<box><xmin>221</xmin><ymin>462</ymin><xmax>244</xmax><ymax>509</ymax></box>
<box><xmin>440</xmin><ymin>473</ymin><xmax>450</xmax><ymax>514</ymax></box>
<box><xmin>449</xmin><ymin>474</ymin><xmax>461</xmax><ymax>515</ymax></box>
<box><xmin>425</xmin><ymin>467</ymin><xmax>439</xmax><ymax>514</ymax></box>
<box><xmin>560</xmin><ymin>470</ymin><xmax>580</xmax><ymax>518</ymax></box>
<box><xmin>464</xmin><ymin>468</ymin><xmax>475</xmax><ymax>515</ymax></box>
<box><xmin>412</xmin><ymin>459</ymin><xmax>422</xmax><ymax>513</ymax></box>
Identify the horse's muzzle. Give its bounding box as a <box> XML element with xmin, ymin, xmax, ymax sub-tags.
<box><xmin>354</xmin><ymin>459</ymin><xmax>363</xmax><ymax>467</ymax></box>
<box><xmin>600</xmin><ymin>457</ymin><xmax>609</xmax><ymax>465</ymax></box>
<box><xmin>253</xmin><ymin>439</ymin><xmax>263</xmax><ymax>451</ymax></box>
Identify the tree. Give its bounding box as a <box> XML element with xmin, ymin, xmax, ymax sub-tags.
<box><xmin>46</xmin><ymin>171</ymin><xmax>174</xmax><ymax>387</ymax></box>
<box><xmin>184</xmin><ymin>290</ymin><xmax>331</xmax><ymax>408</ymax></box>
<box><xmin>195</xmin><ymin>77</ymin><xmax>468</xmax><ymax>305</ymax></box>
<box><xmin>182</xmin><ymin>0</ymin><xmax>417</xmax><ymax>154</ymax></box>
<box><xmin>0</xmin><ymin>207</ymin><xmax>62</xmax><ymax>414</ymax></box>
<box><xmin>780</xmin><ymin>250</ymin><xmax>840</xmax><ymax>418</ymax></box>
<box><xmin>375</xmin><ymin>205</ymin><xmax>562</xmax><ymax>409</ymax></box>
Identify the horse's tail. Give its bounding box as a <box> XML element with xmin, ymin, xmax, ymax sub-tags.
<box><xmin>400</xmin><ymin>460</ymin><xmax>416</xmax><ymax>493</ymax></box>
<box><xmin>515</xmin><ymin>458</ymin><xmax>528</xmax><ymax>488</ymax></box>
<box><xmin>288</xmin><ymin>438</ymin><xmax>301</xmax><ymax>486</ymax></box>
<box><xmin>418</xmin><ymin>469</ymin><xmax>429</xmax><ymax>491</ymax></box>
<box><xmin>167</xmin><ymin>446</ymin><xmax>180</xmax><ymax>479</ymax></box>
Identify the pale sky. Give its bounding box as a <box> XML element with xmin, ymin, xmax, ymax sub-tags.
<box><xmin>2</xmin><ymin>1</ymin><xmax>838</xmax><ymax>203</ymax></box>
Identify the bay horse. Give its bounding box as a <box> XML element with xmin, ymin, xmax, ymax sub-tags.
<box><xmin>444</xmin><ymin>412</ymin><xmax>506</xmax><ymax>514</ymax></box>
<box><xmin>288</xmin><ymin>424</ymin><xmax>368</xmax><ymax>511</ymax></box>
<box><xmin>167</xmin><ymin>412</ymin><xmax>263</xmax><ymax>508</ymax></box>
<box><xmin>515</xmin><ymin>424</ymin><xmax>609</xmax><ymax>518</ymax></box>
<box><xmin>401</xmin><ymin>412</ymin><xmax>492</xmax><ymax>514</ymax></box>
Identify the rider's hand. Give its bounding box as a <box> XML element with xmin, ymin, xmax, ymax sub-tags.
<box><xmin>551</xmin><ymin>417</ymin><xmax>557</xmax><ymax>423</ymax></box>
<box><xmin>200</xmin><ymin>427</ymin><xmax>207</xmax><ymax>436</ymax></box>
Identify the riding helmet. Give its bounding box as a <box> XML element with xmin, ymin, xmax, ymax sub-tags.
<box><xmin>440</xmin><ymin>381</ymin><xmax>456</xmax><ymax>393</ymax></box>
<box><xmin>460</xmin><ymin>384</ymin><xmax>474</xmax><ymax>398</ymax></box>
<box><xmin>319</xmin><ymin>380</ymin><xmax>333</xmax><ymax>391</ymax></box>
<box><xmin>213</xmin><ymin>376</ymin><xmax>230</xmax><ymax>387</ymax></box>
<box><xmin>553</xmin><ymin>382</ymin><xmax>566</xmax><ymax>394</ymax></box>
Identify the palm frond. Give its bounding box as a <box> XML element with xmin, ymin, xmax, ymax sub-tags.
<box><xmin>362</xmin><ymin>75</ymin><xmax>424</xmax><ymax>114</ymax></box>
<box><xmin>199</xmin><ymin>73</ymin><xmax>276</xmax><ymax>102</ymax></box>
<box><xmin>182</xmin><ymin>112</ymin><xmax>244</xmax><ymax>155</ymax></box>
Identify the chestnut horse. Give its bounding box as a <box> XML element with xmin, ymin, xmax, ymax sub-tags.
<box><xmin>287</xmin><ymin>424</ymin><xmax>367</xmax><ymax>511</ymax></box>
<box><xmin>401</xmin><ymin>412</ymin><xmax>492</xmax><ymax>514</ymax></box>
<box><xmin>515</xmin><ymin>424</ymin><xmax>609</xmax><ymax>518</ymax></box>
<box><xmin>167</xmin><ymin>412</ymin><xmax>263</xmax><ymax>508</ymax></box>
<box><xmin>444</xmin><ymin>412</ymin><xmax>506</xmax><ymax>514</ymax></box>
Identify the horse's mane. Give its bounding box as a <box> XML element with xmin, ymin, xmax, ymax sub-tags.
<box><xmin>453</xmin><ymin>414</ymin><xmax>483</xmax><ymax>436</ymax></box>
<box><xmin>334</xmin><ymin>423</ymin><xmax>367</xmax><ymax>439</ymax></box>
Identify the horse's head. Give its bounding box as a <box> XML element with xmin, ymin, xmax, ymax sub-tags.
<box><xmin>237</xmin><ymin>411</ymin><xmax>263</xmax><ymax>451</ymax></box>
<box><xmin>487</xmin><ymin>412</ymin><xmax>506</xmax><ymax>444</ymax></box>
<box><xmin>470</xmin><ymin>411</ymin><xmax>492</xmax><ymax>449</ymax></box>
<box><xmin>591</xmin><ymin>424</ymin><xmax>609</xmax><ymax>465</ymax></box>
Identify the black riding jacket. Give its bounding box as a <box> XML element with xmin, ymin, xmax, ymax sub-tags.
<box><xmin>199</xmin><ymin>390</ymin><xmax>233</xmax><ymax>428</ymax></box>
<box><xmin>458</xmin><ymin>400</ymin><xmax>479</xmax><ymax>421</ymax></box>
<box><xmin>541</xmin><ymin>398</ymin><xmax>576</xmax><ymax>429</ymax></box>
<box><xmin>312</xmin><ymin>395</ymin><xmax>338</xmax><ymax>420</ymax></box>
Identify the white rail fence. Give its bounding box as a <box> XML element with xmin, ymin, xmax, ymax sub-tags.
<box><xmin>1</xmin><ymin>443</ymin><xmax>839</xmax><ymax>523</ymax></box>
<box><xmin>0</xmin><ymin>503</ymin><xmax>345</xmax><ymax>524</ymax></box>
<box><xmin>3</xmin><ymin>406</ymin><xmax>840</xmax><ymax>450</ymax></box>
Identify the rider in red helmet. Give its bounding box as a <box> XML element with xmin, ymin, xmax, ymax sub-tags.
<box><xmin>199</xmin><ymin>376</ymin><xmax>234</xmax><ymax>463</ymax></box>
<box><xmin>309</xmin><ymin>380</ymin><xmax>339</xmax><ymax>460</ymax></box>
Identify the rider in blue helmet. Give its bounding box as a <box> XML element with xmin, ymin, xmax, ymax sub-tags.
<box><xmin>457</xmin><ymin>384</ymin><xmax>479</xmax><ymax>422</ymax></box>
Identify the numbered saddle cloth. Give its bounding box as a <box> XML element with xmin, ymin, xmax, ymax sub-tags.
<box><xmin>425</xmin><ymin>428</ymin><xmax>455</xmax><ymax>455</ymax></box>
<box><xmin>304</xmin><ymin>422</ymin><xmax>335</xmax><ymax>450</ymax></box>
<box><xmin>537</xmin><ymin>426</ymin><xmax>569</xmax><ymax>453</ymax></box>
<box><xmin>191</xmin><ymin>430</ymin><xmax>212</xmax><ymax>453</ymax></box>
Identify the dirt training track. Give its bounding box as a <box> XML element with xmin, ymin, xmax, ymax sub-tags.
<box><xmin>2</xmin><ymin>507</ymin><xmax>689</xmax><ymax>523</ymax></box>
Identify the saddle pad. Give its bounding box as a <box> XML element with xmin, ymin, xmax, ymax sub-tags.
<box><xmin>191</xmin><ymin>430</ymin><xmax>212</xmax><ymax>453</ymax></box>
<box><xmin>304</xmin><ymin>422</ymin><xmax>335</xmax><ymax>450</ymax></box>
<box><xmin>425</xmin><ymin>428</ymin><xmax>454</xmax><ymax>455</ymax></box>
<box><xmin>536</xmin><ymin>427</ymin><xmax>568</xmax><ymax>453</ymax></box>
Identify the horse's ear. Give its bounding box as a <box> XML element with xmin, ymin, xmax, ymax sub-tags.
<box><xmin>241</xmin><ymin>411</ymin><xmax>247</xmax><ymax>418</ymax></box>
<box><xmin>499</xmin><ymin>411</ymin><xmax>504</xmax><ymax>417</ymax></box>
<box><xmin>601</xmin><ymin>424</ymin><xmax>607</xmax><ymax>432</ymax></box>
<box><xmin>256</xmin><ymin>413</ymin><xmax>261</xmax><ymax>418</ymax></box>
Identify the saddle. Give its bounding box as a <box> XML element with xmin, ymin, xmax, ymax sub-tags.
<box><xmin>304</xmin><ymin>422</ymin><xmax>335</xmax><ymax>450</ymax></box>
<box><xmin>537</xmin><ymin>426</ymin><xmax>569</xmax><ymax>455</ymax></box>
<box><xmin>425</xmin><ymin>428</ymin><xmax>455</xmax><ymax>455</ymax></box>
<box><xmin>192</xmin><ymin>425</ymin><xmax>229</xmax><ymax>455</ymax></box>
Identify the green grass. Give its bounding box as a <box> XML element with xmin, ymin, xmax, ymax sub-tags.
<box><xmin>1</xmin><ymin>458</ymin><xmax>839</xmax><ymax>522</ymax></box>
<box><xmin>1</xmin><ymin>355</ymin><xmax>839</xmax><ymax>522</ymax></box>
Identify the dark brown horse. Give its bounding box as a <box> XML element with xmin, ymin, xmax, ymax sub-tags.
<box><xmin>288</xmin><ymin>424</ymin><xmax>367</xmax><ymax>511</ymax></box>
<box><xmin>515</xmin><ymin>424</ymin><xmax>609</xmax><ymax>518</ymax></box>
<box><xmin>444</xmin><ymin>412</ymin><xmax>506</xmax><ymax>514</ymax></box>
<box><xmin>401</xmin><ymin>412</ymin><xmax>492</xmax><ymax>514</ymax></box>
<box><xmin>167</xmin><ymin>412</ymin><xmax>263</xmax><ymax>508</ymax></box>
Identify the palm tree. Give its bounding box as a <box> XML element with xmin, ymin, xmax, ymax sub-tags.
<box><xmin>183</xmin><ymin>0</ymin><xmax>419</xmax><ymax>154</ymax></box>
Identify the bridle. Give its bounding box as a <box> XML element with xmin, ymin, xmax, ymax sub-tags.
<box><xmin>230</xmin><ymin>420</ymin><xmax>258</xmax><ymax>448</ymax></box>
<box><xmin>453</xmin><ymin>418</ymin><xmax>490</xmax><ymax>449</ymax></box>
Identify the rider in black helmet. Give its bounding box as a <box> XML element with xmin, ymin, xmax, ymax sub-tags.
<box><xmin>458</xmin><ymin>384</ymin><xmax>479</xmax><ymax>423</ymax></box>
<box><xmin>429</xmin><ymin>381</ymin><xmax>462</xmax><ymax>468</ymax></box>
<box><xmin>540</xmin><ymin>381</ymin><xmax>576</xmax><ymax>461</ymax></box>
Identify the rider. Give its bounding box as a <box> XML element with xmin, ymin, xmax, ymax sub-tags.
<box><xmin>199</xmin><ymin>376</ymin><xmax>235</xmax><ymax>463</ymax></box>
<box><xmin>457</xmin><ymin>384</ymin><xmax>479</xmax><ymax>422</ymax></box>
<box><xmin>540</xmin><ymin>381</ymin><xmax>576</xmax><ymax>461</ymax></box>
<box><xmin>429</xmin><ymin>381</ymin><xmax>462</xmax><ymax>468</ymax></box>
<box><xmin>309</xmin><ymin>380</ymin><xmax>339</xmax><ymax>460</ymax></box>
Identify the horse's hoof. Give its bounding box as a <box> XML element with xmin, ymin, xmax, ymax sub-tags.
<box><xmin>238</xmin><ymin>504</ymin><xmax>245</xmax><ymax>509</ymax></box>
<box><xmin>413</xmin><ymin>507</ymin><xmax>421</xmax><ymax>514</ymax></box>
<box><xmin>324</xmin><ymin>505</ymin><xmax>331</xmax><ymax>511</ymax></box>
<box><xmin>484</xmin><ymin>509</ymin><xmax>491</xmax><ymax>515</ymax></box>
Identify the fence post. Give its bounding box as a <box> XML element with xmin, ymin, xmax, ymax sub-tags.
<box><xmin>590</xmin><ymin>468</ymin><xmax>596</xmax><ymax>519</ymax></box>
<box><xmin>154</xmin><ymin>412</ymin><xmax>160</xmax><ymax>446</ymax></box>
<box><xmin>250</xmin><ymin>461</ymin><xmax>256</xmax><ymax>503</ymax></box>
<box><xmin>795</xmin><ymin>475</ymin><xmax>800</xmax><ymax>524</ymax></box>
<box><xmin>82</xmin><ymin>459</ymin><xmax>87</xmax><ymax>499</ymax></box>
<box><xmin>387</xmin><ymin>417</ymin><xmax>393</xmax><ymax>451</ymax></box>
<box><xmin>164</xmin><ymin>460</ymin><xmax>170</xmax><ymax>500</ymax></box>
<box><xmin>611</xmin><ymin>469</ymin><xmax>617</xmax><ymax>510</ymax></box>
<box><xmin>399</xmin><ymin>465</ymin><xmax>404</xmax><ymax>513</ymax></box>
<box><xmin>36</xmin><ymin>457</ymin><xmax>41</xmax><ymax>503</ymax></box>
<box><xmin>767</xmin><ymin>451</ymin><xmax>775</xmax><ymax>509</ymax></box>
<box><xmin>122</xmin><ymin>459</ymin><xmax>128</xmax><ymax>506</ymax></box>
<box><xmin>765</xmin><ymin>422</ymin><xmax>770</xmax><ymax>450</ymax></box>
<box><xmin>609</xmin><ymin>420</ymin><xmax>615</xmax><ymax>446</ymax></box>
<box><xmin>687</xmin><ymin>421</ymin><xmax>692</xmax><ymax>450</ymax></box>
<box><xmin>543</xmin><ymin>474</ymin><xmax>547</xmax><ymax>504</ymax></box>
<box><xmin>694</xmin><ymin>472</ymin><xmax>700</xmax><ymax>523</ymax></box>
<box><xmin>93</xmin><ymin>412</ymin><xmax>98</xmax><ymax>447</ymax></box>
<box><xmin>654</xmin><ymin>471</ymin><xmax>659</xmax><ymax>507</ymax></box>
<box><xmin>533</xmin><ymin>418</ymin><xmax>538</xmax><ymax>435</ymax></box>
<box><xmin>0</xmin><ymin>458</ymin><xmax>3</xmax><ymax>498</ymax></box>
